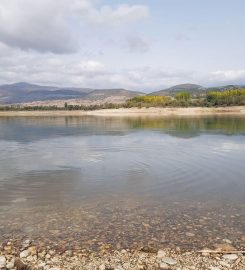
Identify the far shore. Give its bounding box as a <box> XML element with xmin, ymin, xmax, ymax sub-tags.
<box><xmin>0</xmin><ymin>106</ymin><xmax>245</xmax><ymax>117</ymax></box>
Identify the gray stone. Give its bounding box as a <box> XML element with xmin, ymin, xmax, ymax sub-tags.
<box><xmin>159</xmin><ymin>262</ymin><xmax>170</xmax><ymax>269</ymax></box>
<box><xmin>209</xmin><ymin>267</ymin><xmax>220</xmax><ymax>270</ymax></box>
<box><xmin>20</xmin><ymin>249</ymin><xmax>30</xmax><ymax>258</ymax></box>
<box><xmin>99</xmin><ymin>264</ymin><xmax>106</xmax><ymax>270</ymax></box>
<box><xmin>0</xmin><ymin>256</ymin><xmax>6</xmax><ymax>268</ymax></box>
<box><xmin>219</xmin><ymin>261</ymin><xmax>230</xmax><ymax>267</ymax></box>
<box><xmin>222</xmin><ymin>254</ymin><xmax>238</xmax><ymax>261</ymax></box>
<box><xmin>186</xmin><ymin>232</ymin><xmax>195</xmax><ymax>237</ymax></box>
<box><xmin>6</xmin><ymin>262</ymin><xmax>15</xmax><ymax>269</ymax></box>
<box><xmin>161</xmin><ymin>257</ymin><xmax>177</xmax><ymax>265</ymax></box>
<box><xmin>157</xmin><ymin>250</ymin><xmax>166</xmax><ymax>258</ymax></box>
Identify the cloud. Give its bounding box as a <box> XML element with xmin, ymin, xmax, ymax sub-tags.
<box><xmin>125</xmin><ymin>36</ymin><xmax>151</xmax><ymax>53</ymax></box>
<box><xmin>0</xmin><ymin>0</ymin><xmax>149</xmax><ymax>54</ymax></box>
<box><xmin>209</xmin><ymin>70</ymin><xmax>245</xmax><ymax>83</ymax></box>
<box><xmin>76</xmin><ymin>3</ymin><xmax>149</xmax><ymax>25</ymax></box>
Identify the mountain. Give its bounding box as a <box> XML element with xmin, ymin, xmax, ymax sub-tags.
<box><xmin>149</xmin><ymin>84</ymin><xmax>205</xmax><ymax>96</ymax></box>
<box><xmin>84</xmin><ymin>89</ymin><xmax>143</xmax><ymax>101</ymax></box>
<box><xmin>206</xmin><ymin>85</ymin><xmax>245</xmax><ymax>92</ymax></box>
<box><xmin>0</xmin><ymin>82</ymin><xmax>143</xmax><ymax>104</ymax></box>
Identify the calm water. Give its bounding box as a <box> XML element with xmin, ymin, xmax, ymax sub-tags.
<box><xmin>0</xmin><ymin>116</ymin><xmax>245</xmax><ymax>251</ymax></box>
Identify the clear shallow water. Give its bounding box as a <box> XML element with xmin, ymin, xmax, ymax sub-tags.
<box><xmin>0</xmin><ymin>116</ymin><xmax>245</xmax><ymax>251</ymax></box>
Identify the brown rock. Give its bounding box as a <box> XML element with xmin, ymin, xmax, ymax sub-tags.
<box><xmin>28</xmin><ymin>246</ymin><xmax>37</xmax><ymax>256</ymax></box>
<box><xmin>14</xmin><ymin>258</ymin><xmax>31</xmax><ymax>270</ymax></box>
<box><xmin>214</xmin><ymin>243</ymin><xmax>236</xmax><ymax>252</ymax></box>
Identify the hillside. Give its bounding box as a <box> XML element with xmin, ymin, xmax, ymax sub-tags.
<box><xmin>149</xmin><ymin>84</ymin><xmax>205</xmax><ymax>96</ymax></box>
<box><xmin>84</xmin><ymin>89</ymin><xmax>143</xmax><ymax>101</ymax></box>
<box><xmin>0</xmin><ymin>83</ymin><xmax>142</xmax><ymax>105</ymax></box>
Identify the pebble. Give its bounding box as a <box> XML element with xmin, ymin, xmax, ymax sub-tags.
<box><xmin>99</xmin><ymin>264</ymin><xmax>106</xmax><ymax>270</ymax></box>
<box><xmin>0</xmin><ymin>256</ymin><xmax>6</xmax><ymax>268</ymax></box>
<box><xmin>161</xmin><ymin>257</ymin><xmax>177</xmax><ymax>265</ymax></box>
<box><xmin>209</xmin><ymin>267</ymin><xmax>220</xmax><ymax>270</ymax></box>
<box><xmin>159</xmin><ymin>262</ymin><xmax>170</xmax><ymax>269</ymax></box>
<box><xmin>186</xmin><ymin>232</ymin><xmax>195</xmax><ymax>237</ymax></box>
<box><xmin>157</xmin><ymin>250</ymin><xmax>166</xmax><ymax>258</ymax></box>
<box><xmin>20</xmin><ymin>250</ymin><xmax>30</xmax><ymax>258</ymax></box>
<box><xmin>6</xmin><ymin>262</ymin><xmax>15</xmax><ymax>269</ymax></box>
<box><xmin>222</xmin><ymin>254</ymin><xmax>238</xmax><ymax>261</ymax></box>
<box><xmin>219</xmin><ymin>261</ymin><xmax>230</xmax><ymax>267</ymax></box>
<box><xmin>114</xmin><ymin>265</ymin><xmax>124</xmax><ymax>270</ymax></box>
<box><xmin>222</xmin><ymin>238</ymin><xmax>232</xmax><ymax>244</ymax></box>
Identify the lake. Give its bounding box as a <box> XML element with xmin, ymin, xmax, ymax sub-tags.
<box><xmin>0</xmin><ymin>116</ymin><xmax>244</xmax><ymax>251</ymax></box>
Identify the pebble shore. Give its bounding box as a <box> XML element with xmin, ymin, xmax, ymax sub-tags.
<box><xmin>0</xmin><ymin>239</ymin><xmax>244</xmax><ymax>270</ymax></box>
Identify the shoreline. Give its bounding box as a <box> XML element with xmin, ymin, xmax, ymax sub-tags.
<box><xmin>0</xmin><ymin>240</ymin><xmax>244</xmax><ymax>270</ymax></box>
<box><xmin>0</xmin><ymin>106</ymin><xmax>245</xmax><ymax>117</ymax></box>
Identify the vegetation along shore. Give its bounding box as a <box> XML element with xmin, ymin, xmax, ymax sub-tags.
<box><xmin>0</xmin><ymin>89</ymin><xmax>244</xmax><ymax>116</ymax></box>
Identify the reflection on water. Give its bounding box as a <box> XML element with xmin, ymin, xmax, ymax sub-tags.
<box><xmin>0</xmin><ymin>116</ymin><xmax>244</xmax><ymax>250</ymax></box>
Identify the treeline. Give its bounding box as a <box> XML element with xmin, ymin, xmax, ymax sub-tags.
<box><xmin>206</xmin><ymin>89</ymin><xmax>245</xmax><ymax>106</ymax></box>
<box><xmin>0</xmin><ymin>103</ymin><xmax>121</xmax><ymax>111</ymax></box>
<box><xmin>126</xmin><ymin>89</ymin><xmax>245</xmax><ymax>108</ymax></box>
<box><xmin>0</xmin><ymin>89</ymin><xmax>244</xmax><ymax>111</ymax></box>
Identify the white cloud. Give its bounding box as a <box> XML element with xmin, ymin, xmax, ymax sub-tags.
<box><xmin>209</xmin><ymin>70</ymin><xmax>245</xmax><ymax>83</ymax></box>
<box><xmin>79</xmin><ymin>3</ymin><xmax>149</xmax><ymax>25</ymax></box>
<box><xmin>0</xmin><ymin>0</ymin><xmax>149</xmax><ymax>54</ymax></box>
<box><xmin>125</xmin><ymin>35</ymin><xmax>151</xmax><ymax>53</ymax></box>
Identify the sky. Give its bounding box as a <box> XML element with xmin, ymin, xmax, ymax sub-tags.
<box><xmin>0</xmin><ymin>0</ymin><xmax>245</xmax><ymax>92</ymax></box>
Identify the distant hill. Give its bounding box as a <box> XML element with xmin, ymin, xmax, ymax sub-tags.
<box><xmin>206</xmin><ymin>85</ymin><xmax>245</xmax><ymax>92</ymax></box>
<box><xmin>149</xmin><ymin>84</ymin><xmax>205</xmax><ymax>96</ymax></box>
<box><xmin>149</xmin><ymin>83</ymin><xmax>245</xmax><ymax>97</ymax></box>
<box><xmin>0</xmin><ymin>82</ymin><xmax>244</xmax><ymax>105</ymax></box>
<box><xmin>0</xmin><ymin>83</ymin><xmax>142</xmax><ymax>104</ymax></box>
<box><xmin>84</xmin><ymin>89</ymin><xmax>143</xmax><ymax>101</ymax></box>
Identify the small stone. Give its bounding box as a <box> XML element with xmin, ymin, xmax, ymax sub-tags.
<box><xmin>161</xmin><ymin>257</ymin><xmax>177</xmax><ymax>265</ymax></box>
<box><xmin>222</xmin><ymin>239</ymin><xmax>232</xmax><ymax>244</ymax></box>
<box><xmin>157</xmin><ymin>250</ymin><xmax>166</xmax><ymax>258</ymax></box>
<box><xmin>65</xmin><ymin>250</ymin><xmax>73</xmax><ymax>257</ymax></box>
<box><xmin>20</xmin><ymin>250</ymin><xmax>30</xmax><ymax>258</ymax></box>
<box><xmin>23</xmin><ymin>239</ymin><xmax>32</xmax><ymax>247</ymax></box>
<box><xmin>28</xmin><ymin>246</ymin><xmax>37</xmax><ymax>255</ymax></box>
<box><xmin>99</xmin><ymin>264</ymin><xmax>106</xmax><ymax>270</ymax></box>
<box><xmin>45</xmin><ymin>254</ymin><xmax>51</xmax><ymax>259</ymax></box>
<box><xmin>6</xmin><ymin>262</ymin><xmax>15</xmax><ymax>269</ymax></box>
<box><xmin>214</xmin><ymin>243</ymin><xmax>235</xmax><ymax>252</ymax></box>
<box><xmin>38</xmin><ymin>262</ymin><xmax>46</xmax><ymax>268</ymax></box>
<box><xmin>219</xmin><ymin>261</ymin><xmax>230</xmax><ymax>267</ymax></box>
<box><xmin>114</xmin><ymin>265</ymin><xmax>124</xmax><ymax>270</ymax></box>
<box><xmin>222</xmin><ymin>254</ymin><xmax>238</xmax><ymax>261</ymax></box>
<box><xmin>49</xmin><ymin>268</ymin><xmax>60</xmax><ymax>270</ymax></box>
<box><xmin>122</xmin><ymin>262</ymin><xmax>130</xmax><ymax>269</ymax></box>
<box><xmin>0</xmin><ymin>256</ymin><xmax>6</xmax><ymax>268</ymax></box>
<box><xmin>209</xmin><ymin>267</ymin><xmax>220</xmax><ymax>270</ymax></box>
<box><xmin>159</xmin><ymin>262</ymin><xmax>170</xmax><ymax>269</ymax></box>
<box><xmin>186</xmin><ymin>232</ymin><xmax>195</xmax><ymax>237</ymax></box>
<box><xmin>14</xmin><ymin>258</ymin><xmax>29</xmax><ymax>270</ymax></box>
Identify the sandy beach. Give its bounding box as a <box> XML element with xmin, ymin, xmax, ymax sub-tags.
<box><xmin>0</xmin><ymin>106</ymin><xmax>245</xmax><ymax>117</ymax></box>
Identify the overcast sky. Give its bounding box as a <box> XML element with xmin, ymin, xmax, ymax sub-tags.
<box><xmin>0</xmin><ymin>0</ymin><xmax>245</xmax><ymax>91</ymax></box>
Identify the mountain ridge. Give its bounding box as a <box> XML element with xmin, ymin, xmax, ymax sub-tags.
<box><xmin>0</xmin><ymin>82</ymin><xmax>244</xmax><ymax>105</ymax></box>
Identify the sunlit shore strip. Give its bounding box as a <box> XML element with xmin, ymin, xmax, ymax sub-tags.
<box><xmin>0</xmin><ymin>106</ymin><xmax>244</xmax><ymax>117</ymax></box>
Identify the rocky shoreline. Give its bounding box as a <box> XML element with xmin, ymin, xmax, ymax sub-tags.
<box><xmin>0</xmin><ymin>239</ymin><xmax>244</xmax><ymax>270</ymax></box>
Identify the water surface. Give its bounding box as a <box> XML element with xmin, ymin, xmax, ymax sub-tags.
<box><xmin>0</xmin><ymin>116</ymin><xmax>244</xmax><ymax>251</ymax></box>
